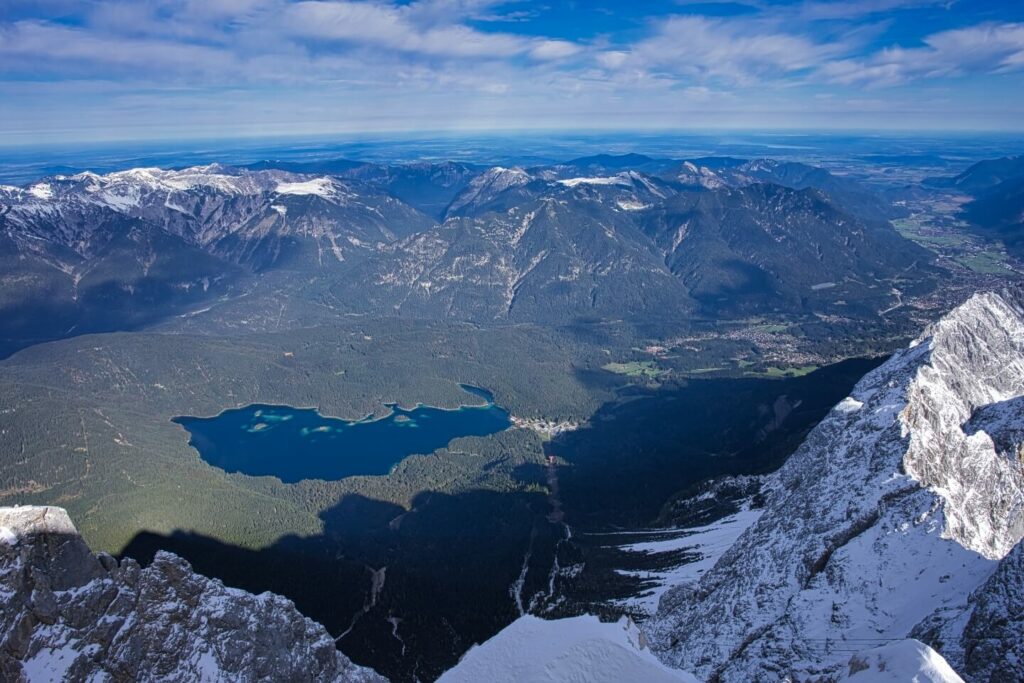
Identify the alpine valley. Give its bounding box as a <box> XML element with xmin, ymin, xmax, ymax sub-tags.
<box><xmin>1</xmin><ymin>139</ymin><xmax>1023</xmax><ymax>683</ymax></box>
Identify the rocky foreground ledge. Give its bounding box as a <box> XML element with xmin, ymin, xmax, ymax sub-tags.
<box><xmin>0</xmin><ymin>505</ymin><xmax>385</xmax><ymax>683</ymax></box>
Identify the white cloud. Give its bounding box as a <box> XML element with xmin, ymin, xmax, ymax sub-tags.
<box><xmin>0</xmin><ymin>20</ymin><xmax>241</xmax><ymax>77</ymax></box>
<box><xmin>282</xmin><ymin>0</ymin><xmax>578</xmax><ymax>61</ymax></box>
<box><xmin>596</xmin><ymin>51</ymin><xmax>629</xmax><ymax>69</ymax></box>
<box><xmin>797</xmin><ymin>0</ymin><xmax>952</xmax><ymax>21</ymax></box>
<box><xmin>820</xmin><ymin>21</ymin><xmax>1024</xmax><ymax>86</ymax></box>
<box><xmin>528</xmin><ymin>40</ymin><xmax>581</xmax><ymax>61</ymax></box>
<box><xmin>603</xmin><ymin>16</ymin><xmax>843</xmax><ymax>85</ymax></box>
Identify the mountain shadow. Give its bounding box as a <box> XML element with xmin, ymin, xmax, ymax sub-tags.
<box><xmin>120</xmin><ymin>488</ymin><xmax>562</xmax><ymax>683</ymax></box>
<box><xmin>549</xmin><ymin>357</ymin><xmax>885</xmax><ymax>528</ymax></box>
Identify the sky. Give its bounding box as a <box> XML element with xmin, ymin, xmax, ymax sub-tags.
<box><xmin>1</xmin><ymin>0</ymin><xmax>1023</xmax><ymax>144</ymax></box>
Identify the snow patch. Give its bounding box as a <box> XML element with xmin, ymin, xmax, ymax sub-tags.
<box><xmin>615</xmin><ymin>507</ymin><xmax>763</xmax><ymax>615</ymax></box>
<box><xmin>275</xmin><ymin>177</ymin><xmax>336</xmax><ymax>197</ymax></box>
<box><xmin>836</xmin><ymin>396</ymin><xmax>865</xmax><ymax>413</ymax></box>
<box><xmin>21</xmin><ymin>641</ymin><xmax>83</xmax><ymax>682</ymax></box>
<box><xmin>29</xmin><ymin>183</ymin><xmax>53</xmax><ymax>200</ymax></box>
<box><xmin>617</xmin><ymin>199</ymin><xmax>650</xmax><ymax>211</ymax></box>
<box><xmin>438</xmin><ymin>615</ymin><xmax>697</xmax><ymax>683</ymax></box>
<box><xmin>841</xmin><ymin>640</ymin><xmax>964</xmax><ymax>682</ymax></box>
<box><xmin>559</xmin><ymin>176</ymin><xmax>631</xmax><ymax>188</ymax></box>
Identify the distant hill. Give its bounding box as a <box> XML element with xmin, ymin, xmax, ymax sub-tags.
<box><xmin>924</xmin><ymin>156</ymin><xmax>1024</xmax><ymax>193</ymax></box>
<box><xmin>962</xmin><ymin>175</ymin><xmax>1024</xmax><ymax>258</ymax></box>
<box><xmin>924</xmin><ymin>156</ymin><xmax>1024</xmax><ymax>258</ymax></box>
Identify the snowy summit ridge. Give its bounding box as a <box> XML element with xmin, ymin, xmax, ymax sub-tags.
<box><xmin>646</xmin><ymin>287</ymin><xmax>1024</xmax><ymax>682</ymax></box>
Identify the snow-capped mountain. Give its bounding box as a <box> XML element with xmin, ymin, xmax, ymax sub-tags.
<box><xmin>334</xmin><ymin>186</ymin><xmax>697</xmax><ymax>322</ymax></box>
<box><xmin>0</xmin><ymin>165</ymin><xmax>433</xmax><ymax>268</ymax></box>
<box><xmin>333</xmin><ymin>164</ymin><xmax>930</xmax><ymax>323</ymax></box>
<box><xmin>0</xmin><ymin>165</ymin><xmax>435</xmax><ymax>356</ymax></box>
<box><xmin>0</xmin><ymin>158</ymin><xmax>934</xmax><ymax>356</ymax></box>
<box><xmin>444</xmin><ymin>166</ymin><xmax>533</xmax><ymax>216</ymax></box>
<box><xmin>645</xmin><ymin>287</ymin><xmax>1024</xmax><ymax>682</ymax></box>
<box><xmin>0</xmin><ymin>506</ymin><xmax>384</xmax><ymax>682</ymax></box>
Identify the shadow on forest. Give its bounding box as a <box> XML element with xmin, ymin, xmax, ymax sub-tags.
<box><xmin>551</xmin><ymin>356</ymin><xmax>885</xmax><ymax>528</ymax></box>
<box><xmin>121</xmin><ymin>488</ymin><xmax>562</xmax><ymax>683</ymax></box>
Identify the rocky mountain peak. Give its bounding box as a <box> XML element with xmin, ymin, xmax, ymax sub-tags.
<box><xmin>902</xmin><ymin>288</ymin><xmax>1024</xmax><ymax>558</ymax></box>
<box><xmin>0</xmin><ymin>506</ymin><xmax>385</xmax><ymax>683</ymax></box>
<box><xmin>646</xmin><ymin>287</ymin><xmax>1024</xmax><ymax>682</ymax></box>
<box><xmin>444</xmin><ymin>166</ymin><xmax>532</xmax><ymax>215</ymax></box>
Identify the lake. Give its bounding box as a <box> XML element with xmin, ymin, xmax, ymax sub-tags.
<box><xmin>173</xmin><ymin>384</ymin><xmax>511</xmax><ymax>483</ymax></box>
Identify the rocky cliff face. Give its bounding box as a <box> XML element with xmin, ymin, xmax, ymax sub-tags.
<box><xmin>911</xmin><ymin>537</ymin><xmax>1024</xmax><ymax>683</ymax></box>
<box><xmin>646</xmin><ymin>287</ymin><xmax>1024</xmax><ymax>682</ymax></box>
<box><xmin>0</xmin><ymin>506</ymin><xmax>385</xmax><ymax>683</ymax></box>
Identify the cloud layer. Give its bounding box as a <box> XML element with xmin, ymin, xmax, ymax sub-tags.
<box><xmin>0</xmin><ymin>0</ymin><xmax>1022</xmax><ymax>140</ymax></box>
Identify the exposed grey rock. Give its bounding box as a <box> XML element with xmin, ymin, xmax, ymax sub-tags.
<box><xmin>913</xmin><ymin>540</ymin><xmax>1024</xmax><ymax>683</ymax></box>
<box><xmin>645</xmin><ymin>287</ymin><xmax>1024</xmax><ymax>682</ymax></box>
<box><xmin>0</xmin><ymin>506</ymin><xmax>386</xmax><ymax>683</ymax></box>
<box><xmin>958</xmin><ymin>540</ymin><xmax>1024</xmax><ymax>683</ymax></box>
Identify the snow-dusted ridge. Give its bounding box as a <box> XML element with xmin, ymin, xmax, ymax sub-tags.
<box><xmin>275</xmin><ymin>177</ymin><xmax>339</xmax><ymax>197</ymax></box>
<box><xmin>646</xmin><ymin>287</ymin><xmax>1024</xmax><ymax>682</ymax></box>
<box><xmin>558</xmin><ymin>175</ymin><xmax>633</xmax><ymax>187</ymax></box>
<box><xmin>839</xmin><ymin>640</ymin><xmax>964</xmax><ymax>683</ymax></box>
<box><xmin>0</xmin><ymin>163</ymin><xmax>431</xmax><ymax>273</ymax></box>
<box><xmin>438</xmin><ymin>615</ymin><xmax>698</xmax><ymax>683</ymax></box>
<box><xmin>0</xmin><ymin>506</ymin><xmax>384</xmax><ymax>682</ymax></box>
<box><xmin>444</xmin><ymin>166</ymin><xmax>531</xmax><ymax>214</ymax></box>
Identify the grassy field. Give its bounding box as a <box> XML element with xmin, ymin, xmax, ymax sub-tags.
<box><xmin>956</xmin><ymin>252</ymin><xmax>1012</xmax><ymax>274</ymax></box>
<box><xmin>601</xmin><ymin>360</ymin><xmax>664</xmax><ymax>379</ymax></box>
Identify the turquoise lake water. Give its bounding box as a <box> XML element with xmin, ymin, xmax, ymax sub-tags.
<box><xmin>173</xmin><ymin>385</ymin><xmax>510</xmax><ymax>483</ymax></box>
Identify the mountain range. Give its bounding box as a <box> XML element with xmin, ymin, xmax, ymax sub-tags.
<box><xmin>0</xmin><ymin>156</ymin><xmax>936</xmax><ymax>356</ymax></box>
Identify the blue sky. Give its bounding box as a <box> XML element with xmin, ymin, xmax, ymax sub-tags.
<box><xmin>1</xmin><ymin>0</ymin><xmax>1023</xmax><ymax>144</ymax></box>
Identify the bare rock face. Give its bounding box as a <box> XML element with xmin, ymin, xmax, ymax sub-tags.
<box><xmin>0</xmin><ymin>506</ymin><xmax>386</xmax><ymax>683</ymax></box>
<box><xmin>646</xmin><ymin>287</ymin><xmax>1024</xmax><ymax>682</ymax></box>
<box><xmin>956</xmin><ymin>540</ymin><xmax>1024</xmax><ymax>682</ymax></box>
<box><xmin>913</xmin><ymin>538</ymin><xmax>1024</xmax><ymax>683</ymax></box>
<box><xmin>900</xmin><ymin>290</ymin><xmax>1024</xmax><ymax>559</ymax></box>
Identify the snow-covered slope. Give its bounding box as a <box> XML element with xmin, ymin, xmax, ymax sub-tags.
<box><xmin>0</xmin><ymin>165</ymin><xmax>433</xmax><ymax>268</ymax></box>
<box><xmin>0</xmin><ymin>506</ymin><xmax>384</xmax><ymax>683</ymax></box>
<box><xmin>612</xmin><ymin>503</ymin><xmax>764</xmax><ymax>616</ymax></box>
<box><xmin>647</xmin><ymin>288</ymin><xmax>1024</xmax><ymax>682</ymax></box>
<box><xmin>839</xmin><ymin>640</ymin><xmax>964</xmax><ymax>683</ymax></box>
<box><xmin>437</xmin><ymin>615</ymin><xmax>697</xmax><ymax>683</ymax></box>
